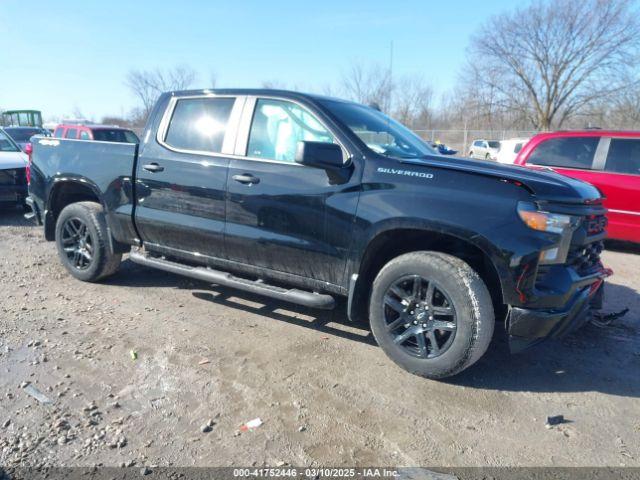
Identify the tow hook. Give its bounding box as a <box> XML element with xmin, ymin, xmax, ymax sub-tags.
<box><xmin>588</xmin><ymin>267</ymin><xmax>627</xmax><ymax>328</ymax></box>
<box><xmin>591</xmin><ymin>308</ymin><xmax>629</xmax><ymax>328</ymax></box>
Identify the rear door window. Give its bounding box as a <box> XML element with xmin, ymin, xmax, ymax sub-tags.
<box><xmin>605</xmin><ymin>138</ymin><xmax>640</xmax><ymax>176</ymax></box>
<box><xmin>65</xmin><ymin>128</ymin><xmax>78</xmax><ymax>139</ymax></box>
<box><xmin>164</xmin><ymin>97</ymin><xmax>236</xmax><ymax>153</ymax></box>
<box><xmin>528</xmin><ymin>137</ymin><xmax>599</xmax><ymax>169</ymax></box>
<box><xmin>79</xmin><ymin>131</ymin><xmax>91</xmax><ymax>140</ymax></box>
<box><xmin>92</xmin><ymin>129</ymin><xmax>138</xmax><ymax>143</ymax></box>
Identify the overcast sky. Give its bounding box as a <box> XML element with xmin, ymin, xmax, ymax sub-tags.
<box><xmin>1</xmin><ymin>0</ymin><xmax>518</xmax><ymax>121</ymax></box>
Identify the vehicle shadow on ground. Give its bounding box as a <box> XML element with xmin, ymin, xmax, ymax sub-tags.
<box><xmin>109</xmin><ymin>260</ymin><xmax>639</xmax><ymax>397</ymax></box>
<box><xmin>605</xmin><ymin>240</ymin><xmax>640</xmax><ymax>255</ymax></box>
<box><xmin>450</xmin><ymin>281</ymin><xmax>640</xmax><ymax>397</ymax></box>
<box><xmin>107</xmin><ymin>260</ymin><xmax>376</xmax><ymax>346</ymax></box>
<box><xmin>0</xmin><ymin>208</ymin><xmax>33</xmax><ymax>227</ymax></box>
<box><xmin>192</xmin><ymin>289</ymin><xmax>376</xmax><ymax>346</ymax></box>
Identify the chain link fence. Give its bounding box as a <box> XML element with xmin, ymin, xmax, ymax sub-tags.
<box><xmin>412</xmin><ymin>129</ymin><xmax>538</xmax><ymax>155</ymax></box>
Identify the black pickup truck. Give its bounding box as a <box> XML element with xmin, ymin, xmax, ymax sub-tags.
<box><xmin>27</xmin><ymin>89</ymin><xmax>610</xmax><ymax>379</ymax></box>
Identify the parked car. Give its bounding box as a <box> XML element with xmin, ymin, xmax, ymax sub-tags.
<box><xmin>0</xmin><ymin>129</ymin><xmax>28</xmax><ymax>207</ymax></box>
<box><xmin>496</xmin><ymin>137</ymin><xmax>530</xmax><ymax>164</ymax></box>
<box><xmin>27</xmin><ymin>89</ymin><xmax>609</xmax><ymax>379</ymax></box>
<box><xmin>515</xmin><ymin>130</ymin><xmax>640</xmax><ymax>244</ymax></box>
<box><xmin>430</xmin><ymin>141</ymin><xmax>457</xmax><ymax>155</ymax></box>
<box><xmin>53</xmin><ymin>124</ymin><xmax>139</xmax><ymax>144</ymax></box>
<box><xmin>3</xmin><ymin>126</ymin><xmax>50</xmax><ymax>152</ymax></box>
<box><xmin>469</xmin><ymin>139</ymin><xmax>500</xmax><ymax>160</ymax></box>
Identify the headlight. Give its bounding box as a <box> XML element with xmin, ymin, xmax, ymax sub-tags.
<box><xmin>517</xmin><ymin>202</ymin><xmax>573</xmax><ymax>234</ymax></box>
<box><xmin>517</xmin><ymin>202</ymin><xmax>579</xmax><ymax>264</ymax></box>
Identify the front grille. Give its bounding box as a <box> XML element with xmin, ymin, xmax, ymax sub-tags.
<box><xmin>566</xmin><ymin>240</ymin><xmax>604</xmax><ymax>276</ymax></box>
<box><xmin>585</xmin><ymin>214</ymin><xmax>607</xmax><ymax>236</ymax></box>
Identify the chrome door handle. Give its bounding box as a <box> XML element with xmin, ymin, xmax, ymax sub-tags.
<box><xmin>232</xmin><ymin>174</ymin><xmax>260</xmax><ymax>185</ymax></box>
<box><xmin>143</xmin><ymin>163</ymin><xmax>164</xmax><ymax>173</ymax></box>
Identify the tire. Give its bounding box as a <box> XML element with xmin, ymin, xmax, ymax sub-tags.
<box><xmin>485</xmin><ymin>153</ymin><xmax>491</xmax><ymax>161</ymax></box>
<box><xmin>55</xmin><ymin>201</ymin><xmax>122</xmax><ymax>282</ymax></box>
<box><xmin>369</xmin><ymin>251</ymin><xmax>494</xmax><ymax>379</ymax></box>
<box><xmin>468</xmin><ymin>151</ymin><xmax>474</xmax><ymax>158</ymax></box>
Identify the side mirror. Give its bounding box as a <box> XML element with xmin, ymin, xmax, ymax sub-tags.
<box><xmin>295</xmin><ymin>141</ymin><xmax>345</xmax><ymax>169</ymax></box>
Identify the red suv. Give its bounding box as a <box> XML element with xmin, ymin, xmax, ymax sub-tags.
<box><xmin>515</xmin><ymin>131</ymin><xmax>640</xmax><ymax>244</ymax></box>
<box><xmin>53</xmin><ymin>124</ymin><xmax>139</xmax><ymax>144</ymax></box>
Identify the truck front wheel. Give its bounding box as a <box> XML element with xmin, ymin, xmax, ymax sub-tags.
<box><xmin>369</xmin><ymin>251</ymin><xmax>494</xmax><ymax>379</ymax></box>
<box><xmin>55</xmin><ymin>202</ymin><xmax>122</xmax><ymax>282</ymax></box>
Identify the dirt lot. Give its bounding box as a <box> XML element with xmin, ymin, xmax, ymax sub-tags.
<box><xmin>1</xmin><ymin>209</ymin><xmax>639</xmax><ymax>470</ymax></box>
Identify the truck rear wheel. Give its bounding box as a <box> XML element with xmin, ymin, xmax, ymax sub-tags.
<box><xmin>369</xmin><ymin>251</ymin><xmax>494</xmax><ymax>379</ymax></box>
<box><xmin>55</xmin><ymin>202</ymin><xmax>122</xmax><ymax>282</ymax></box>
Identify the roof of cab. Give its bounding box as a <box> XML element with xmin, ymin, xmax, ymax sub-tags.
<box><xmin>167</xmin><ymin>88</ymin><xmax>354</xmax><ymax>104</ymax></box>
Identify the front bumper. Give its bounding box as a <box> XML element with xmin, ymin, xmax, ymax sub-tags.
<box><xmin>508</xmin><ymin>270</ymin><xmax>608</xmax><ymax>352</ymax></box>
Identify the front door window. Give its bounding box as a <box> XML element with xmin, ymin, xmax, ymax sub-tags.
<box><xmin>246</xmin><ymin>99</ymin><xmax>334</xmax><ymax>163</ymax></box>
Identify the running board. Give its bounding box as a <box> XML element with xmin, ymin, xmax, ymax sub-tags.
<box><xmin>129</xmin><ymin>250</ymin><xmax>335</xmax><ymax>310</ymax></box>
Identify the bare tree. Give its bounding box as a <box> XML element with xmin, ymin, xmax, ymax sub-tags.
<box><xmin>341</xmin><ymin>62</ymin><xmax>393</xmax><ymax>113</ymax></box>
<box><xmin>340</xmin><ymin>61</ymin><xmax>435</xmax><ymax>128</ymax></box>
<box><xmin>467</xmin><ymin>0</ymin><xmax>640</xmax><ymax>130</ymax></box>
<box><xmin>125</xmin><ymin>65</ymin><xmax>197</xmax><ymax>121</ymax></box>
<box><xmin>261</xmin><ymin>79</ymin><xmax>289</xmax><ymax>89</ymax></box>
<box><xmin>392</xmin><ymin>76</ymin><xmax>434</xmax><ymax>129</ymax></box>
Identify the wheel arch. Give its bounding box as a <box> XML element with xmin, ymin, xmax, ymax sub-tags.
<box><xmin>348</xmin><ymin>225</ymin><xmax>506</xmax><ymax>324</ymax></box>
<box><xmin>45</xmin><ymin>178</ymin><xmax>104</xmax><ymax>241</ymax></box>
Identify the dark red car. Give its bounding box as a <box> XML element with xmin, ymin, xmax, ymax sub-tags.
<box><xmin>514</xmin><ymin>130</ymin><xmax>640</xmax><ymax>244</ymax></box>
<box><xmin>53</xmin><ymin>124</ymin><xmax>139</xmax><ymax>144</ymax></box>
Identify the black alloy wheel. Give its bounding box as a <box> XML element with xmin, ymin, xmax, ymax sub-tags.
<box><xmin>383</xmin><ymin>275</ymin><xmax>457</xmax><ymax>359</ymax></box>
<box><xmin>60</xmin><ymin>217</ymin><xmax>94</xmax><ymax>270</ymax></box>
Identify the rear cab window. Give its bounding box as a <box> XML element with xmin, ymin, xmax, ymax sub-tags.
<box><xmin>53</xmin><ymin>127</ymin><xmax>64</xmax><ymax>138</ymax></box>
<box><xmin>163</xmin><ymin>97</ymin><xmax>236</xmax><ymax>153</ymax></box>
<box><xmin>605</xmin><ymin>138</ymin><xmax>640</xmax><ymax>176</ymax></box>
<box><xmin>527</xmin><ymin>137</ymin><xmax>599</xmax><ymax>169</ymax></box>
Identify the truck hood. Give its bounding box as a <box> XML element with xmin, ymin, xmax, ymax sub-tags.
<box><xmin>0</xmin><ymin>151</ymin><xmax>28</xmax><ymax>170</ymax></box>
<box><xmin>403</xmin><ymin>154</ymin><xmax>602</xmax><ymax>204</ymax></box>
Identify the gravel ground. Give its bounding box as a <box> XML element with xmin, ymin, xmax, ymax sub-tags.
<box><xmin>0</xmin><ymin>209</ymin><xmax>639</xmax><ymax>470</ymax></box>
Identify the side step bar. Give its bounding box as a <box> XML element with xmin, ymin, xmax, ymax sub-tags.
<box><xmin>129</xmin><ymin>250</ymin><xmax>335</xmax><ymax>310</ymax></box>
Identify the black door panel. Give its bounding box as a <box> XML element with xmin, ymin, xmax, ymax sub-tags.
<box><xmin>225</xmin><ymin>159</ymin><xmax>360</xmax><ymax>286</ymax></box>
<box><xmin>134</xmin><ymin>96</ymin><xmax>239</xmax><ymax>258</ymax></box>
<box><xmin>135</xmin><ymin>154</ymin><xmax>229</xmax><ymax>257</ymax></box>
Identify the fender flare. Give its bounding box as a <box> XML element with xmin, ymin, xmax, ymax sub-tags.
<box><xmin>44</xmin><ymin>177</ymin><xmax>119</xmax><ymax>255</ymax></box>
<box><xmin>345</xmin><ymin>218</ymin><xmax>512</xmax><ymax>321</ymax></box>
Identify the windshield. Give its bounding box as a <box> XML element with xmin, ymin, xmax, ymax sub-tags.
<box><xmin>91</xmin><ymin>129</ymin><xmax>139</xmax><ymax>143</ymax></box>
<box><xmin>4</xmin><ymin>127</ymin><xmax>42</xmax><ymax>143</ymax></box>
<box><xmin>488</xmin><ymin>141</ymin><xmax>500</xmax><ymax>149</ymax></box>
<box><xmin>0</xmin><ymin>131</ymin><xmax>20</xmax><ymax>152</ymax></box>
<box><xmin>320</xmin><ymin>100</ymin><xmax>435</xmax><ymax>158</ymax></box>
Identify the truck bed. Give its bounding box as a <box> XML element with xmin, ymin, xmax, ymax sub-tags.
<box><xmin>29</xmin><ymin>137</ymin><xmax>139</xmax><ymax>245</ymax></box>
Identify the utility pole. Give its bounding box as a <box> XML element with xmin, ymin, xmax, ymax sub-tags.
<box><xmin>388</xmin><ymin>40</ymin><xmax>394</xmax><ymax>113</ymax></box>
